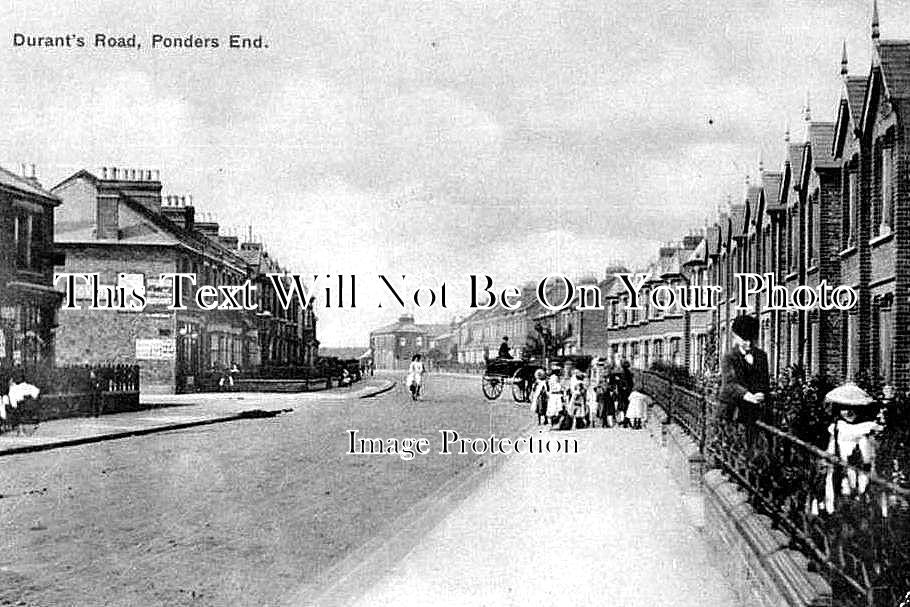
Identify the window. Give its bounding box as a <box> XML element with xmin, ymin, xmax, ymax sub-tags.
<box><xmin>806</xmin><ymin>194</ymin><xmax>818</xmax><ymax>266</ymax></box>
<box><xmin>845</xmin><ymin>170</ymin><xmax>857</xmax><ymax>246</ymax></box>
<box><xmin>399</xmin><ymin>337</ymin><xmax>407</xmax><ymax>347</ymax></box>
<box><xmin>788</xmin><ymin>210</ymin><xmax>797</xmax><ymax>272</ymax></box>
<box><xmin>878</xmin><ymin>302</ymin><xmax>894</xmax><ymax>383</ymax></box>
<box><xmin>415</xmin><ymin>336</ymin><xmax>423</xmax><ymax>347</ymax></box>
<box><xmin>881</xmin><ymin>146</ymin><xmax>893</xmax><ymax>235</ymax></box>
<box><xmin>14</xmin><ymin>213</ymin><xmax>33</xmax><ymax>269</ymax></box>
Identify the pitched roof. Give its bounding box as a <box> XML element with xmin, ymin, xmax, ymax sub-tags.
<box><xmin>372</xmin><ymin>316</ymin><xmax>424</xmax><ymax>334</ymax></box>
<box><xmin>416</xmin><ymin>324</ymin><xmax>451</xmax><ymax>337</ymax></box>
<box><xmin>746</xmin><ymin>185</ymin><xmax>762</xmax><ymax>226</ymax></box>
<box><xmin>761</xmin><ymin>171</ymin><xmax>783</xmax><ymax>209</ymax></box>
<box><xmin>682</xmin><ymin>237</ymin><xmax>707</xmax><ymax>266</ymax></box>
<box><xmin>786</xmin><ymin>142</ymin><xmax>806</xmax><ymax>177</ymax></box>
<box><xmin>658</xmin><ymin>248</ymin><xmax>683</xmax><ymax>276</ymax></box>
<box><xmin>807</xmin><ymin>122</ymin><xmax>838</xmax><ymax>169</ymax></box>
<box><xmin>0</xmin><ymin>165</ymin><xmax>59</xmax><ymax>202</ymax></box>
<box><xmin>845</xmin><ymin>76</ymin><xmax>869</xmax><ymax>120</ymax></box>
<box><xmin>705</xmin><ymin>225</ymin><xmax>720</xmax><ymax>255</ymax></box>
<box><xmin>878</xmin><ymin>41</ymin><xmax>910</xmax><ymax>99</ymax></box>
<box><xmin>729</xmin><ymin>205</ymin><xmax>747</xmax><ymax>237</ymax></box>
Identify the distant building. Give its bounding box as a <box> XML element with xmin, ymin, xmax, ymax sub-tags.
<box><xmin>369</xmin><ymin>314</ymin><xmax>449</xmax><ymax>370</ymax></box>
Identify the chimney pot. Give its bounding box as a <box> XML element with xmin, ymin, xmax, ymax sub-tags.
<box><xmin>30</xmin><ymin>164</ymin><xmax>35</xmax><ymax>178</ymax></box>
<box><xmin>102</xmin><ymin>167</ymin><xmax>108</xmax><ymax>179</ymax></box>
<box><xmin>146</xmin><ymin>170</ymin><xmax>152</xmax><ymax>180</ymax></box>
<box><xmin>112</xmin><ymin>168</ymin><xmax>118</xmax><ymax>179</ymax></box>
<box><xmin>181</xmin><ymin>196</ymin><xmax>186</xmax><ymax>207</ymax></box>
<box><xmin>154</xmin><ymin>169</ymin><xmax>160</xmax><ymax>180</ymax></box>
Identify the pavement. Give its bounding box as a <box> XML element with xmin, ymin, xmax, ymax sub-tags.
<box><xmin>0</xmin><ymin>378</ymin><xmax>394</xmax><ymax>456</ymax></box>
<box><xmin>309</xmin><ymin>425</ymin><xmax>738</xmax><ymax>607</ymax></box>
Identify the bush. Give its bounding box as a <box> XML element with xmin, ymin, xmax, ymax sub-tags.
<box><xmin>766</xmin><ymin>366</ymin><xmax>833</xmax><ymax>448</ymax></box>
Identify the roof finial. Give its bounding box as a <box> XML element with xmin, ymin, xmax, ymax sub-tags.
<box><xmin>803</xmin><ymin>90</ymin><xmax>812</xmax><ymax>122</ymax></box>
<box><xmin>758</xmin><ymin>150</ymin><xmax>764</xmax><ymax>174</ymax></box>
<box><xmin>872</xmin><ymin>0</ymin><xmax>880</xmax><ymax>41</ymax></box>
<box><xmin>841</xmin><ymin>41</ymin><xmax>849</xmax><ymax>76</ymax></box>
<box><xmin>872</xmin><ymin>0</ymin><xmax>880</xmax><ymax>43</ymax></box>
<box><xmin>784</xmin><ymin>118</ymin><xmax>791</xmax><ymax>143</ymax></box>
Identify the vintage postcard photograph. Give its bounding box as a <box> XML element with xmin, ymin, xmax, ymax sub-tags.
<box><xmin>2</xmin><ymin>1</ymin><xmax>910</xmax><ymax>605</ymax></box>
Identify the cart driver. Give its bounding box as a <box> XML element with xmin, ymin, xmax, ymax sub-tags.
<box><xmin>498</xmin><ymin>336</ymin><xmax>512</xmax><ymax>359</ymax></box>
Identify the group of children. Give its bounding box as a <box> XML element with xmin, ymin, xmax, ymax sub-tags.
<box><xmin>529</xmin><ymin>363</ymin><xmax>649</xmax><ymax>431</ymax></box>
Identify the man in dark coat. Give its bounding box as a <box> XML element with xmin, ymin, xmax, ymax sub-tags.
<box><xmin>718</xmin><ymin>315</ymin><xmax>769</xmax><ymax>423</ymax></box>
<box><xmin>498</xmin><ymin>336</ymin><xmax>512</xmax><ymax>359</ymax></box>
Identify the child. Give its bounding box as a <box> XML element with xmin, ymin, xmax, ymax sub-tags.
<box><xmin>531</xmin><ymin>369</ymin><xmax>549</xmax><ymax>425</ymax></box>
<box><xmin>626</xmin><ymin>389</ymin><xmax>651</xmax><ymax>430</ymax></box>
<box><xmin>570</xmin><ymin>372</ymin><xmax>589</xmax><ymax>429</ymax></box>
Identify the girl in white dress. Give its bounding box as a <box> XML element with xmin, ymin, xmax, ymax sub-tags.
<box><xmin>546</xmin><ymin>370</ymin><xmax>565</xmax><ymax>425</ymax></box>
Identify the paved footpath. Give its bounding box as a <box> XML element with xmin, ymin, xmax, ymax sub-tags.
<box><xmin>328</xmin><ymin>426</ymin><xmax>737</xmax><ymax>607</ymax></box>
<box><xmin>0</xmin><ymin>379</ymin><xmax>394</xmax><ymax>456</ymax></box>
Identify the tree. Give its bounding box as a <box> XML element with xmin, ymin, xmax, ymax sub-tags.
<box><xmin>525</xmin><ymin>322</ymin><xmax>572</xmax><ymax>359</ymax></box>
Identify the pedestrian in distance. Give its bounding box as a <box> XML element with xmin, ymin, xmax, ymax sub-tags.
<box><xmin>406</xmin><ymin>354</ymin><xmax>426</xmax><ymax>400</ymax></box>
<box><xmin>531</xmin><ymin>369</ymin><xmax>549</xmax><ymax>425</ymax></box>
<box><xmin>595</xmin><ymin>377</ymin><xmax>616</xmax><ymax>428</ymax></box>
<box><xmin>616</xmin><ymin>361</ymin><xmax>633</xmax><ymax>427</ymax></box>
<box><xmin>89</xmin><ymin>367</ymin><xmax>104</xmax><ymax>417</ymax></box>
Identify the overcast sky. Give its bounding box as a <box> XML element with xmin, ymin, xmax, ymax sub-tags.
<box><xmin>2</xmin><ymin>1</ymin><xmax>905</xmax><ymax>345</ymax></box>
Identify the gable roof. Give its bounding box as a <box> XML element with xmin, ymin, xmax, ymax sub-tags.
<box><xmin>835</xmin><ymin>76</ymin><xmax>870</xmax><ymax>158</ymax></box>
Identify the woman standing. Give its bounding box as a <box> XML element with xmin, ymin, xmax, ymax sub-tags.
<box><xmin>531</xmin><ymin>369</ymin><xmax>549</xmax><ymax>425</ymax></box>
<box><xmin>406</xmin><ymin>354</ymin><xmax>426</xmax><ymax>400</ymax></box>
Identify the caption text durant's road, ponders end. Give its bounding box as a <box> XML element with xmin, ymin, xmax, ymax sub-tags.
<box><xmin>11</xmin><ymin>32</ymin><xmax>268</xmax><ymax>50</ymax></box>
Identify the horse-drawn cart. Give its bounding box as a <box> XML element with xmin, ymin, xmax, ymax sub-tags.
<box><xmin>481</xmin><ymin>358</ymin><xmax>544</xmax><ymax>402</ymax></box>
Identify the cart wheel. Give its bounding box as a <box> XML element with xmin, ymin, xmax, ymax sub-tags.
<box><xmin>482</xmin><ymin>375</ymin><xmax>503</xmax><ymax>400</ymax></box>
<box><xmin>511</xmin><ymin>369</ymin><xmax>530</xmax><ymax>402</ymax></box>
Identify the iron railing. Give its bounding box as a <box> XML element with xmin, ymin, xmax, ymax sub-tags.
<box><xmin>637</xmin><ymin>369</ymin><xmax>910</xmax><ymax>607</ymax></box>
<box><xmin>6</xmin><ymin>364</ymin><xmax>140</xmax><ymax>394</ymax></box>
